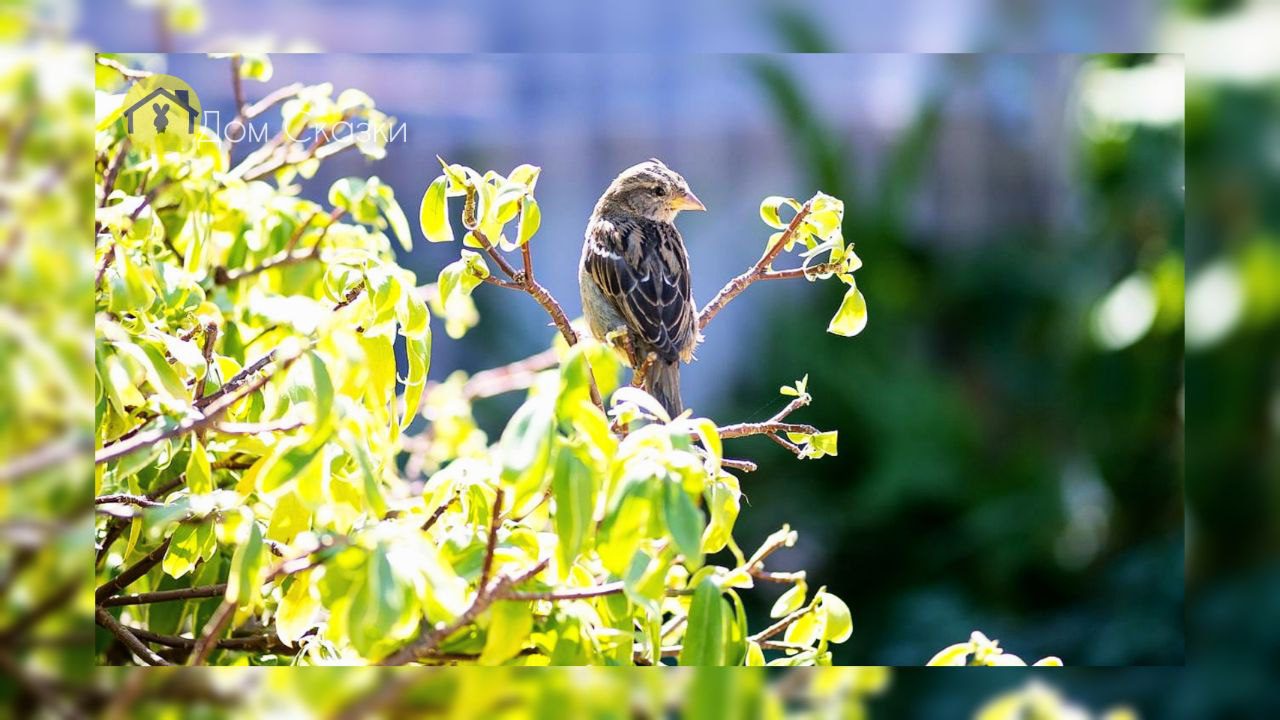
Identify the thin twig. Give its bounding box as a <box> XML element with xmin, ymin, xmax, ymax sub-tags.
<box><xmin>720</xmin><ymin>458</ymin><xmax>758</xmax><ymax>473</ymax></box>
<box><xmin>95</xmin><ymin>56</ymin><xmax>152</xmax><ymax>80</ymax></box>
<box><xmin>95</xmin><ymin>351</ymin><xmax>302</xmax><ymax>466</ymax></box>
<box><xmin>505</xmin><ymin>581</ymin><xmax>625</xmax><ymax>602</ymax></box>
<box><xmin>212</xmin><ymin>418</ymin><xmax>304</xmax><ymax>435</ymax></box>
<box><xmin>95</xmin><ymin>494</ymin><xmax>164</xmax><ymax>509</ymax></box>
<box><xmin>378</xmin><ymin>558</ymin><xmax>549</xmax><ymax>665</ymax></box>
<box><xmin>421</xmin><ymin>493</ymin><xmax>458</xmax><ymax>532</ymax></box>
<box><xmin>0</xmin><ymin>434</ymin><xmax>91</xmax><ymax>484</ymax></box>
<box><xmin>467</xmin><ymin>228</ymin><xmax>603</xmax><ymax>409</ymax></box>
<box><xmin>100</xmin><ymin>584</ymin><xmax>229</xmax><ymax>607</ymax></box>
<box><xmin>243</xmin><ymin>83</ymin><xmax>303</xmax><ymax>120</ymax></box>
<box><xmin>478</xmin><ymin>488</ymin><xmax>504</xmax><ymax>590</ymax></box>
<box><xmin>96</xmin><ymin>539</ymin><xmax>172</xmax><ymax>602</ymax></box>
<box><xmin>194</xmin><ymin>322</ymin><xmax>218</xmax><ymax>399</ymax></box>
<box><xmin>455</xmin><ymin>347</ymin><xmax>560</xmax><ymax>401</ymax></box>
<box><xmin>748</xmin><ymin>602</ymin><xmax>818</xmax><ymax>644</ymax></box>
<box><xmin>95</xmin><ymin>607</ymin><xmax>172</xmax><ymax>666</ymax></box>
<box><xmin>717</xmin><ymin>421</ymin><xmax>818</xmax><ymax>440</ymax></box>
<box><xmin>187</xmin><ymin>599</ymin><xmax>234</xmax><ymax>666</ymax></box>
<box><xmin>214</xmin><ymin>208</ymin><xmax>344</xmax><ymax>285</ymax></box>
<box><xmin>697</xmin><ymin>202</ymin><xmax>813</xmax><ymax>330</ymax></box>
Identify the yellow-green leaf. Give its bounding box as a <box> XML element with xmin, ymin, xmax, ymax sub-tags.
<box><xmin>419</xmin><ymin>176</ymin><xmax>453</xmax><ymax>243</ymax></box>
<box><xmin>827</xmin><ymin>285</ymin><xmax>868</xmax><ymax>337</ymax></box>
<box><xmin>479</xmin><ymin>601</ymin><xmax>534</xmax><ymax>665</ymax></box>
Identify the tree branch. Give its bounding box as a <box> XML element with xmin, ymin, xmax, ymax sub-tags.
<box><xmin>95</xmin><ymin>56</ymin><xmax>152</xmax><ymax>80</ymax></box>
<box><xmin>95</xmin><ymin>350</ymin><xmax>302</xmax><ymax>466</ymax></box>
<box><xmin>715</xmin><ymin>393</ymin><xmax>816</xmax><ymax>459</ymax></box>
<box><xmin>95</xmin><ymin>607</ymin><xmax>172</xmax><ymax>666</ymax></box>
<box><xmin>95</xmin><ymin>494</ymin><xmax>165</xmax><ymax>509</ymax></box>
<box><xmin>469</xmin><ymin>229</ymin><xmax>603</xmax><ymax>409</ymax></box>
<box><xmin>697</xmin><ymin>201</ymin><xmax>813</xmax><ymax>331</ymax></box>
<box><xmin>100</xmin><ymin>584</ymin><xmax>229</xmax><ymax>607</ymax></box>
<box><xmin>378</xmin><ymin>558</ymin><xmax>549</xmax><ymax>665</ymax></box>
<box><xmin>478</xmin><ymin>487</ymin><xmax>504</xmax><ymax>590</ymax></box>
<box><xmin>96</xmin><ymin>539</ymin><xmax>172</xmax><ymax>602</ymax></box>
<box><xmin>187</xmin><ymin>599</ymin><xmax>234</xmax><ymax>666</ymax></box>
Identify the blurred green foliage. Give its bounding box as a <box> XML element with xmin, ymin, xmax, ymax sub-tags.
<box><xmin>736</xmin><ymin>36</ymin><xmax>1184</xmax><ymax>666</ymax></box>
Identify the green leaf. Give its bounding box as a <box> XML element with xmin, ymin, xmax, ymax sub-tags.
<box><xmin>276</xmin><ymin>575</ymin><xmax>319</xmax><ymax>645</ymax></box>
<box><xmin>266</xmin><ymin>491</ymin><xmax>311</xmax><ymax>544</ymax></box>
<box><xmin>662</xmin><ymin>479</ymin><xmax>704</xmax><ymax>566</ymax></box>
<box><xmin>498</xmin><ymin>391</ymin><xmax>556</xmax><ymax>512</ymax></box>
<box><xmin>348</xmin><ymin>549</ymin><xmax>406</xmax><ymax>658</ymax></box>
<box><xmin>770</xmin><ymin>580</ymin><xmax>807</xmax><ymax>619</ymax></box>
<box><xmin>746</xmin><ymin>641</ymin><xmax>766</xmax><ymax>666</ymax></box>
<box><xmin>827</xmin><ymin>284</ymin><xmax>868</xmax><ymax>337</ymax></box>
<box><xmin>507</xmin><ymin>163</ymin><xmax>541</xmax><ymax>191</ymax></box>
<box><xmin>419</xmin><ymin>176</ymin><xmax>453</xmax><ymax>243</ymax></box>
<box><xmin>759</xmin><ymin>196</ymin><xmax>798</xmax><ymax>230</ymax></box>
<box><xmin>552</xmin><ymin>443</ymin><xmax>594</xmax><ymax>575</ymax></box>
<box><xmin>185</xmin><ymin>436</ymin><xmax>213</xmax><ymax>494</ymax></box>
<box><xmin>819</xmin><ymin>591</ymin><xmax>852</xmax><ymax>643</ymax></box>
<box><xmin>783</xmin><ymin>608</ymin><xmax>819</xmax><ymax>647</ymax></box>
<box><xmin>679</xmin><ymin>576</ymin><xmax>729</xmax><ymax>666</ymax></box>
<box><xmin>328</xmin><ymin>177</ymin><xmax>367</xmax><ymax>214</ymax></box>
<box><xmin>479</xmin><ymin>601</ymin><xmax>534</xmax><ymax>665</ymax></box>
<box><xmin>597</xmin><ymin>475</ymin><xmax>653</xmax><ymax>576</ymax></box>
<box><xmin>377</xmin><ymin>186</ymin><xmax>413</xmax><ymax>252</ymax></box>
<box><xmin>308</xmin><ymin>351</ymin><xmax>334</xmax><ymax>425</ymax></box>
<box><xmin>517</xmin><ymin>197</ymin><xmax>541</xmax><ymax>246</ymax></box>
<box><xmin>226</xmin><ymin>521</ymin><xmax>267</xmax><ymax>607</ymax></box>
<box><xmin>162</xmin><ymin>522</ymin><xmax>215</xmax><ymax>579</ymax></box>
<box><xmin>400</xmin><ymin>334</ymin><xmax>430</xmax><ymax>432</ymax></box>
<box><xmin>238</xmin><ymin>54</ymin><xmax>273</xmax><ymax>82</ymax></box>
<box><xmin>258</xmin><ymin>428</ymin><xmax>332</xmax><ymax>494</ymax></box>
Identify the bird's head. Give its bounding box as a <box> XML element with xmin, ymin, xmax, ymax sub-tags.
<box><xmin>594</xmin><ymin>158</ymin><xmax>705</xmax><ymax>222</ymax></box>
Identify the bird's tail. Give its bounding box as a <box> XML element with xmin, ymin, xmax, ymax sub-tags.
<box><xmin>645</xmin><ymin>360</ymin><xmax>683</xmax><ymax>418</ymax></box>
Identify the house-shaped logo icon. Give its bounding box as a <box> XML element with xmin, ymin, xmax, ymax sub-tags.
<box><xmin>124</xmin><ymin>87</ymin><xmax>199</xmax><ymax>135</ymax></box>
<box><xmin>118</xmin><ymin>74</ymin><xmax>202</xmax><ymax>154</ymax></box>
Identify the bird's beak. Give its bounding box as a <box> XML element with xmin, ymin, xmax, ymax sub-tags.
<box><xmin>671</xmin><ymin>190</ymin><xmax>706</xmax><ymax>212</ymax></box>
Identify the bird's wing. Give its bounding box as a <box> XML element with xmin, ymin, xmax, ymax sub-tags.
<box><xmin>584</xmin><ymin>215</ymin><xmax>695</xmax><ymax>362</ymax></box>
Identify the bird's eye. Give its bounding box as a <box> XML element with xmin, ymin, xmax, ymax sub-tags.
<box><xmin>652</xmin><ymin>186</ymin><xmax>667</xmax><ymax>197</ymax></box>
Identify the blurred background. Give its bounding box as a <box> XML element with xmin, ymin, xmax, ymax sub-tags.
<box><xmin>143</xmin><ymin>43</ymin><xmax>1185</xmax><ymax>669</ymax></box>
<box><xmin>10</xmin><ymin>0</ymin><xmax>1280</xmax><ymax>715</ymax></box>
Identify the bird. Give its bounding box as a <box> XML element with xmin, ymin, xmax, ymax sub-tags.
<box><xmin>580</xmin><ymin>159</ymin><xmax>705</xmax><ymax>418</ymax></box>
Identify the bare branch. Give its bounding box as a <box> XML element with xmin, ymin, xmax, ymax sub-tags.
<box><xmin>421</xmin><ymin>492</ymin><xmax>458</xmax><ymax>532</ymax></box>
<box><xmin>95</xmin><ymin>607</ymin><xmax>172</xmax><ymax>666</ymax></box>
<box><xmin>101</xmin><ymin>584</ymin><xmax>228</xmax><ymax>607</ymax></box>
<box><xmin>243</xmin><ymin>83</ymin><xmax>303</xmax><ymax>120</ymax></box>
<box><xmin>212</xmin><ymin>418</ymin><xmax>305</xmax><ymax>435</ymax></box>
<box><xmin>478</xmin><ymin>487</ymin><xmax>504</xmax><ymax>590</ymax></box>
<box><xmin>697</xmin><ymin>202</ymin><xmax>813</xmax><ymax>330</ymax></box>
<box><xmin>95</xmin><ymin>56</ymin><xmax>152</xmax><ymax>80</ymax></box>
<box><xmin>466</xmin><ymin>228</ymin><xmax>603</xmax><ymax>409</ymax></box>
<box><xmin>95</xmin><ymin>494</ymin><xmax>164</xmax><ymax>509</ymax></box>
<box><xmin>717</xmin><ymin>421</ymin><xmax>819</xmax><ymax>440</ymax></box>
<box><xmin>505</xmin><ymin>581</ymin><xmax>625</xmax><ymax>602</ymax></box>
<box><xmin>458</xmin><ymin>347</ymin><xmax>560</xmax><ymax>400</ymax></box>
<box><xmin>96</xmin><ymin>539</ymin><xmax>172</xmax><ymax>602</ymax></box>
<box><xmin>194</xmin><ymin>323</ymin><xmax>218</xmax><ymax>399</ymax></box>
<box><xmin>720</xmin><ymin>457</ymin><xmax>758</xmax><ymax>473</ymax></box>
<box><xmin>187</xmin><ymin>599</ymin><xmax>234</xmax><ymax>666</ymax></box>
<box><xmin>748</xmin><ymin>602</ymin><xmax>818</xmax><ymax>644</ymax></box>
<box><xmin>0</xmin><ymin>434</ymin><xmax>91</xmax><ymax>484</ymax></box>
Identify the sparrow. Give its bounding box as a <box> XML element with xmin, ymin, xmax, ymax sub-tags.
<box><xmin>580</xmin><ymin>159</ymin><xmax>705</xmax><ymax>417</ymax></box>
